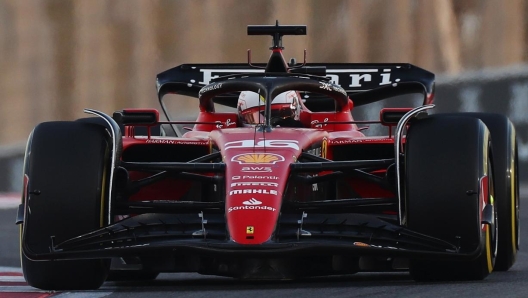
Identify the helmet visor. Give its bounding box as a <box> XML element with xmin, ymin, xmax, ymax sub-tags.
<box><xmin>239</xmin><ymin>104</ymin><xmax>295</xmax><ymax>125</ymax></box>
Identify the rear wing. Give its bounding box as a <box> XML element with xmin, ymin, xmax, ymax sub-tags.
<box><xmin>156</xmin><ymin>63</ymin><xmax>435</xmax><ymax>108</ymax></box>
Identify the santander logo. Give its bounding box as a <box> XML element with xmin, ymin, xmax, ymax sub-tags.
<box><xmin>228</xmin><ymin>198</ymin><xmax>276</xmax><ymax>213</ymax></box>
<box><xmin>243</xmin><ymin>198</ymin><xmax>262</xmax><ymax>205</ymax></box>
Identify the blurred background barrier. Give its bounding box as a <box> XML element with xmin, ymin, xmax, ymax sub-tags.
<box><xmin>1</xmin><ymin>0</ymin><xmax>528</xmax><ymax>191</ymax></box>
<box><xmin>0</xmin><ymin>143</ymin><xmax>24</xmax><ymax>194</ymax></box>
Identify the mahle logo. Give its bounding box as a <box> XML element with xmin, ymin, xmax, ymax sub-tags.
<box><xmin>231</xmin><ymin>153</ymin><xmax>285</xmax><ymax>164</ymax></box>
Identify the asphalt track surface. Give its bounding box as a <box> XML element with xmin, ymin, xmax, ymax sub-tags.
<box><xmin>1</xmin><ymin>189</ymin><xmax>527</xmax><ymax>298</ymax></box>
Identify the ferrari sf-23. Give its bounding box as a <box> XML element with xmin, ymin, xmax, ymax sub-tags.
<box><xmin>17</xmin><ymin>23</ymin><xmax>519</xmax><ymax>290</ymax></box>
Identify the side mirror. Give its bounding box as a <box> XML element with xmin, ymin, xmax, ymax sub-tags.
<box><xmin>113</xmin><ymin>109</ymin><xmax>159</xmax><ymax>126</ymax></box>
<box><xmin>379</xmin><ymin>108</ymin><xmax>413</xmax><ymax>126</ymax></box>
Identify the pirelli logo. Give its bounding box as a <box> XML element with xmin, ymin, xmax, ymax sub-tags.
<box><xmin>231</xmin><ymin>153</ymin><xmax>285</xmax><ymax>164</ymax></box>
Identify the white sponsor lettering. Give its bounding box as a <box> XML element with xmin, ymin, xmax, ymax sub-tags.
<box><xmin>231</xmin><ymin>182</ymin><xmax>278</xmax><ymax>187</ymax></box>
<box><xmin>315</xmin><ymin>82</ymin><xmax>346</xmax><ymax>96</ymax></box>
<box><xmin>225</xmin><ymin>139</ymin><xmax>299</xmax><ymax>150</ymax></box>
<box><xmin>324</xmin><ymin>69</ymin><xmax>382</xmax><ymax>88</ymax></box>
<box><xmin>330</xmin><ymin>138</ymin><xmax>393</xmax><ymax>145</ymax></box>
<box><xmin>319</xmin><ymin>82</ymin><xmax>333</xmax><ymax>91</ymax></box>
<box><xmin>198</xmin><ymin>68</ymin><xmax>394</xmax><ymax>89</ymax></box>
<box><xmin>146</xmin><ymin>139</ymin><xmax>175</xmax><ymax>144</ymax></box>
<box><xmin>350</xmin><ymin>74</ymin><xmax>371</xmax><ymax>87</ymax></box>
<box><xmin>242</xmin><ymin>198</ymin><xmax>262</xmax><ymax>205</ymax></box>
<box><xmin>216</xmin><ymin>118</ymin><xmax>236</xmax><ymax>128</ymax></box>
<box><xmin>311</xmin><ymin>118</ymin><xmax>329</xmax><ymax>128</ymax></box>
<box><xmin>232</xmin><ymin>175</ymin><xmax>279</xmax><ymax>180</ymax></box>
<box><xmin>199</xmin><ymin>83</ymin><xmax>223</xmax><ymax>95</ymax></box>
<box><xmin>241</xmin><ymin>166</ymin><xmax>272</xmax><ymax>173</ymax></box>
<box><xmin>333</xmin><ymin>85</ymin><xmax>347</xmax><ymax>96</ymax></box>
<box><xmin>228</xmin><ymin>205</ymin><xmax>277</xmax><ymax>213</ymax></box>
<box><xmin>229</xmin><ymin>189</ymin><xmax>278</xmax><ymax>195</ymax></box>
<box><xmin>144</xmin><ymin>139</ymin><xmax>208</xmax><ymax>145</ymax></box>
<box><xmin>326</xmin><ymin>74</ymin><xmax>340</xmax><ymax>85</ymax></box>
<box><xmin>331</xmin><ymin>140</ymin><xmax>359</xmax><ymax>144</ymax></box>
<box><xmin>380</xmin><ymin>72</ymin><xmax>392</xmax><ymax>85</ymax></box>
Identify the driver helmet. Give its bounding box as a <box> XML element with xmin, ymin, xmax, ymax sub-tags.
<box><xmin>237</xmin><ymin>90</ymin><xmax>301</xmax><ymax>125</ymax></box>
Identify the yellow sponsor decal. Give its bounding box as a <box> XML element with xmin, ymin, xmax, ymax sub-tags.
<box><xmin>322</xmin><ymin>138</ymin><xmax>328</xmax><ymax>159</ymax></box>
<box><xmin>485</xmin><ymin>225</ymin><xmax>493</xmax><ymax>273</ymax></box>
<box><xmin>246</xmin><ymin>226</ymin><xmax>254</xmax><ymax>234</ymax></box>
<box><xmin>232</xmin><ymin>153</ymin><xmax>285</xmax><ymax>164</ymax></box>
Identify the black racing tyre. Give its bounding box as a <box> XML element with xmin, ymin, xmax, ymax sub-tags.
<box><xmin>106</xmin><ymin>270</ymin><xmax>160</xmax><ymax>281</ymax></box>
<box><xmin>442</xmin><ymin>113</ymin><xmax>519</xmax><ymax>271</ymax></box>
<box><xmin>21</xmin><ymin>121</ymin><xmax>111</xmax><ymax>290</ymax></box>
<box><xmin>406</xmin><ymin>115</ymin><xmax>497</xmax><ymax>281</ymax></box>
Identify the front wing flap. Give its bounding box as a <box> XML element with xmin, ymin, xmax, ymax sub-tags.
<box><xmin>22</xmin><ymin>212</ymin><xmax>485</xmax><ymax>262</ymax></box>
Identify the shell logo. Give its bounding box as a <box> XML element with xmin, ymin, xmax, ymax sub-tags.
<box><xmin>231</xmin><ymin>153</ymin><xmax>285</xmax><ymax>164</ymax></box>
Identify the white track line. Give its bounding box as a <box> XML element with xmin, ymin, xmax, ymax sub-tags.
<box><xmin>0</xmin><ymin>286</ymin><xmax>50</xmax><ymax>293</ymax></box>
<box><xmin>0</xmin><ymin>276</ymin><xmax>24</xmax><ymax>282</ymax></box>
<box><xmin>0</xmin><ymin>267</ymin><xmax>21</xmax><ymax>273</ymax></box>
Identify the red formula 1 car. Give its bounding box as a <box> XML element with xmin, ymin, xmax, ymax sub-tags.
<box><xmin>18</xmin><ymin>23</ymin><xmax>519</xmax><ymax>290</ymax></box>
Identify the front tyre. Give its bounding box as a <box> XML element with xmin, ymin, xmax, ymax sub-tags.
<box><xmin>21</xmin><ymin>121</ymin><xmax>111</xmax><ymax>290</ymax></box>
<box><xmin>405</xmin><ymin>115</ymin><xmax>497</xmax><ymax>281</ymax></box>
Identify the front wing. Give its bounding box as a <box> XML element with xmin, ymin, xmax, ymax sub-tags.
<box><xmin>23</xmin><ymin>211</ymin><xmax>484</xmax><ymax>262</ymax></box>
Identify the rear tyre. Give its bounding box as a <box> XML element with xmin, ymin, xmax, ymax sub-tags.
<box><xmin>406</xmin><ymin>115</ymin><xmax>497</xmax><ymax>281</ymax></box>
<box><xmin>21</xmin><ymin>121</ymin><xmax>111</xmax><ymax>290</ymax></box>
<box><xmin>449</xmin><ymin>113</ymin><xmax>519</xmax><ymax>271</ymax></box>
